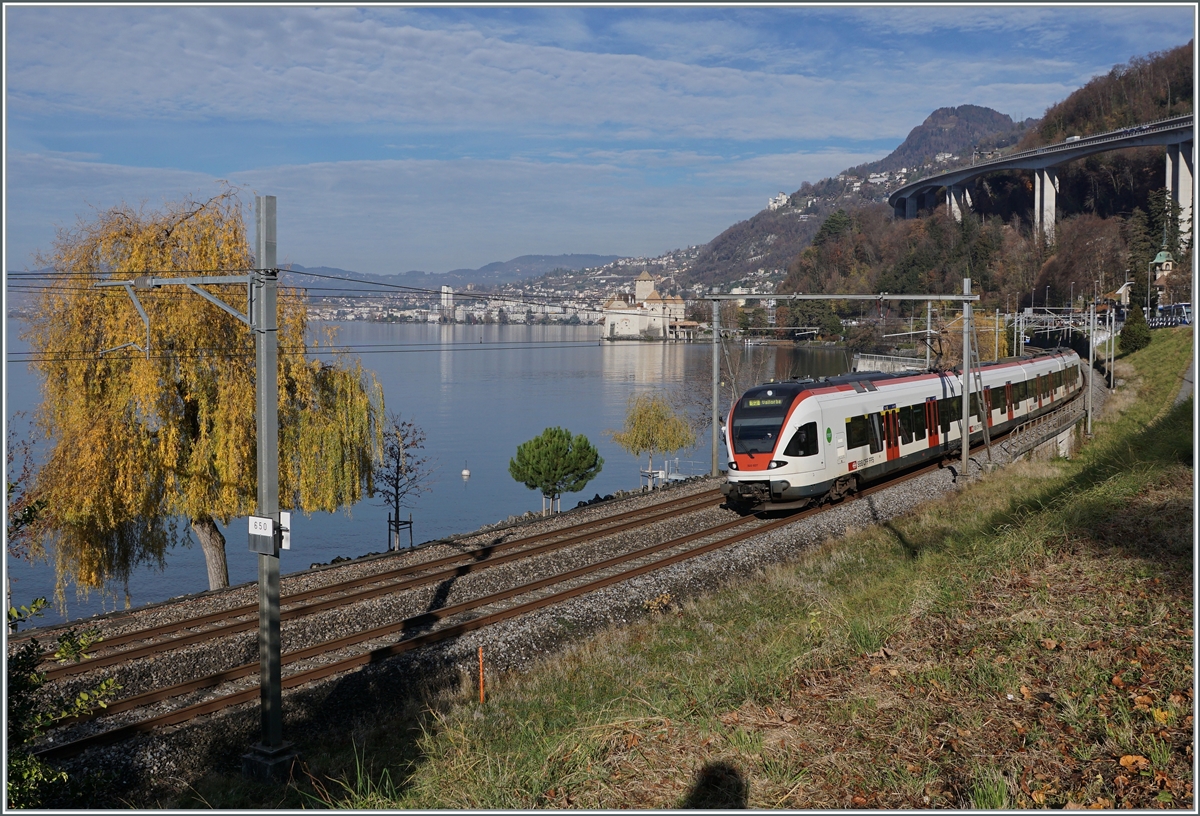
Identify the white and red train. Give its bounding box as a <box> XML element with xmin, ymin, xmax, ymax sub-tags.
<box><xmin>721</xmin><ymin>349</ymin><xmax>1083</xmax><ymax>512</ymax></box>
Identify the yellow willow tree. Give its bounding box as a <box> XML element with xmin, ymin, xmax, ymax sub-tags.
<box><xmin>607</xmin><ymin>393</ymin><xmax>696</xmax><ymax>482</ymax></box>
<box><xmin>23</xmin><ymin>189</ymin><xmax>383</xmax><ymax>596</ymax></box>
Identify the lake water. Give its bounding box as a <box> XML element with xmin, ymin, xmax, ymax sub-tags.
<box><xmin>5</xmin><ymin>320</ymin><xmax>849</xmax><ymax>625</ymax></box>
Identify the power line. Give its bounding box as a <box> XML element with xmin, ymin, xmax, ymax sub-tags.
<box><xmin>8</xmin><ymin>265</ymin><xmax>675</xmax><ymax>313</ymax></box>
<box><xmin>7</xmin><ymin>338</ymin><xmax>639</xmax><ymax>364</ymax></box>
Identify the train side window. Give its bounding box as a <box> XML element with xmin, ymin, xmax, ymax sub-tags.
<box><xmin>911</xmin><ymin>403</ymin><xmax>926</xmax><ymax>440</ymax></box>
<box><xmin>846</xmin><ymin>415</ymin><xmax>869</xmax><ymax>450</ymax></box>
<box><xmin>938</xmin><ymin>396</ymin><xmax>959</xmax><ymax>433</ymax></box>
<box><xmin>898</xmin><ymin>406</ymin><xmax>913</xmax><ymax>444</ymax></box>
<box><xmin>969</xmin><ymin>391</ymin><xmax>982</xmax><ymax>419</ymax></box>
<box><xmin>784</xmin><ymin>421</ymin><xmax>820</xmax><ymax>457</ymax></box>
<box><xmin>868</xmin><ymin>412</ymin><xmax>884</xmax><ymax>454</ymax></box>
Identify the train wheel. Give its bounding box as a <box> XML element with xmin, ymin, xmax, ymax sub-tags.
<box><xmin>828</xmin><ymin>474</ymin><xmax>858</xmax><ymax>503</ymax></box>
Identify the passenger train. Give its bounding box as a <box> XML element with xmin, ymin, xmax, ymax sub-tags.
<box><xmin>721</xmin><ymin>349</ymin><xmax>1083</xmax><ymax>512</ymax></box>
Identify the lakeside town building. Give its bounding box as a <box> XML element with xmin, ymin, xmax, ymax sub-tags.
<box><xmin>601</xmin><ymin>271</ymin><xmax>697</xmax><ymax>340</ymax></box>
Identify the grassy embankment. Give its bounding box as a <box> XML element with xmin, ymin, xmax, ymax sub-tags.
<box><xmin>185</xmin><ymin>327</ymin><xmax>1193</xmax><ymax>810</ymax></box>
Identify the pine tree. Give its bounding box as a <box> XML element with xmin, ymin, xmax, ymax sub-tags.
<box><xmin>508</xmin><ymin>428</ymin><xmax>603</xmax><ymax>515</ymax></box>
<box><xmin>1119</xmin><ymin>305</ymin><xmax>1151</xmax><ymax>353</ymax></box>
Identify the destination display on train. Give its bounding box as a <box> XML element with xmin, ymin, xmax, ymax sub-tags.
<box><xmin>745</xmin><ymin>397</ymin><xmax>784</xmax><ymax>408</ymax></box>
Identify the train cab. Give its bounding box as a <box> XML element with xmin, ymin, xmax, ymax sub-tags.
<box><xmin>723</xmin><ymin>381</ymin><xmax>832</xmax><ymax>509</ymax></box>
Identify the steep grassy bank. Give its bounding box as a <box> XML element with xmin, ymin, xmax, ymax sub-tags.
<box><xmin>178</xmin><ymin>328</ymin><xmax>1192</xmax><ymax>810</ymax></box>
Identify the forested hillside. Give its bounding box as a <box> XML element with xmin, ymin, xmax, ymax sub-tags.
<box><xmin>775</xmin><ymin>40</ymin><xmax>1194</xmax><ymax>335</ymax></box>
<box><xmin>684</xmin><ymin>207</ymin><xmax>826</xmax><ymax>287</ymax></box>
<box><xmin>851</xmin><ymin>105</ymin><xmax>1031</xmax><ymax>175</ymax></box>
<box><xmin>1019</xmin><ymin>41</ymin><xmax>1193</xmax><ymax>147</ymax></box>
<box><xmin>684</xmin><ymin>106</ymin><xmax>1029</xmax><ymax>287</ymax></box>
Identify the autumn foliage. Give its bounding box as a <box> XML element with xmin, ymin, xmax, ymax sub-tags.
<box><xmin>23</xmin><ymin>188</ymin><xmax>382</xmax><ymax>596</ymax></box>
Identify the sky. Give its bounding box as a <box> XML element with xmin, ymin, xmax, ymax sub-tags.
<box><xmin>4</xmin><ymin>4</ymin><xmax>1196</xmax><ymax>276</ymax></box>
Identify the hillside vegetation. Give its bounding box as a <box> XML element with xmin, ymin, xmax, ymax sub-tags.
<box><xmin>1020</xmin><ymin>41</ymin><xmax>1193</xmax><ymax>148</ymax></box>
<box><xmin>853</xmin><ymin>105</ymin><xmax>1031</xmax><ymax>175</ymax></box>
<box><xmin>683</xmin><ymin>41</ymin><xmax>1192</xmax><ymax>303</ymax></box>
<box><xmin>773</xmin><ymin>41</ymin><xmax>1193</xmax><ymax>335</ymax></box>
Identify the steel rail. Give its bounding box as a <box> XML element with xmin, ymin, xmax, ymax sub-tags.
<box><xmin>43</xmin><ymin>489</ymin><xmax>726</xmax><ymax>680</ymax></box>
<box><xmin>37</xmin><ymin>392</ymin><xmax>1088</xmax><ymax>758</ymax></box>
<box><xmin>24</xmin><ymin>488</ymin><xmax>723</xmax><ymax>660</ymax></box>
<box><xmin>55</xmin><ymin>512</ymin><xmax>758</xmax><ymax>723</ymax></box>
<box><xmin>38</xmin><ymin>454</ymin><xmax>957</xmax><ymax>760</ymax></box>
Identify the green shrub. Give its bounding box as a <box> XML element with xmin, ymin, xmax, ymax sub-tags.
<box><xmin>7</xmin><ymin>599</ymin><xmax>118</xmax><ymax>808</ymax></box>
<box><xmin>1119</xmin><ymin>308</ymin><xmax>1151</xmax><ymax>354</ymax></box>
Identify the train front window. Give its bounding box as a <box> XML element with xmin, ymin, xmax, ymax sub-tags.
<box><xmin>731</xmin><ymin>393</ymin><xmax>795</xmax><ymax>454</ymax></box>
<box><xmin>783</xmin><ymin>421</ymin><xmax>819</xmax><ymax>457</ymax></box>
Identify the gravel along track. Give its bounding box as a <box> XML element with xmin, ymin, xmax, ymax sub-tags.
<box><xmin>38</xmin><ymin>386</ymin><xmax>1108</xmax><ymax>803</ymax></box>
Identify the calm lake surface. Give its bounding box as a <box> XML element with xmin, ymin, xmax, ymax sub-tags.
<box><xmin>5</xmin><ymin>320</ymin><xmax>849</xmax><ymax>625</ymax></box>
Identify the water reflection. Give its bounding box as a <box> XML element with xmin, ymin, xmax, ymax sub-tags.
<box><xmin>601</xmin><ymin>339</ymin><xmax>688</xmax><ymax>387</ymax></box>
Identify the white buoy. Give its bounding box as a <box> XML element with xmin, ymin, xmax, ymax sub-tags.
<box><xmin>461</xmin><ymin>460</ymin><xmax>470</xmax><ymax>480</ymax></box>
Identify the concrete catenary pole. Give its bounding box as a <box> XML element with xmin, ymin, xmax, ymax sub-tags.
<box><xmin>961</xmin><ymin>278</ymin><xmax>972</xmax><ymax>483</ymax></box>
<box><xmin>1108</xmin><ymin>309</ymin><xmax>1115</xmax><ymax>388</ymax></box>
<box><xmin>246</xmin><ymin>195</ymin><xmax>290</xmax><ymax>777</ymax></box>
<box><xmin>1087</xmin><ymin>304</ymin><xmax>1095</xmax><ymax>435</ymax></box>
<box><xmin>925</xmin><ymin>301</ymin><xmax>932</xmax><ymax>369</ymax></box>
<box><xmin>711</xmin><ymin>291</ymin><xmax>721</xmax><ymax>477</ymax></box>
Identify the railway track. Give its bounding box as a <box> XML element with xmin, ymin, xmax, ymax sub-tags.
<box><xmin>34</xmin><ymin>403</ymin><xmax>1084</xmax><ymax>761</ymax></box>
<box><xmin>35</xmin><ymin>459</ymin><xmax>946</xmax><ymax>760</ymax></box>
<box><xmin>37</xmin><ymin>487</ymin><xmax>726</xmax><ymax>680</ymax></box>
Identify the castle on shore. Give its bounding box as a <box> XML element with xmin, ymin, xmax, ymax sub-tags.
<box><xmin>601</xmin><ymin>271</ymin><xmax>696</xmax><ymax>340</ymax></box>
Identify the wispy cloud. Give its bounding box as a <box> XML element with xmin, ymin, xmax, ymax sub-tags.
<box><xmin>5</xmin><ymin>5</ymin><xmax>1194</xmax><ymax>274</ymax></box>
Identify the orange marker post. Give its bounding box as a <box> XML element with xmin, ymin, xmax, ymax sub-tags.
<box><xmin>479</xmin><ymin>646</ymin><xmax>485</xmax><ymax>704</ymax></box>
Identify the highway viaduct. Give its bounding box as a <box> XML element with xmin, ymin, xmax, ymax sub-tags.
<box><xmin>887</xmin><ymin>114</ymin><xmax>1194</xmax><ymax>244</ymax></box>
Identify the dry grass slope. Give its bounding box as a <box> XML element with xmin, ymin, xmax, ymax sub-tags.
<box><xmin>171</xmin><ymin>328</ymin><xmax>1192</xmax><ymax>810</ymax></box>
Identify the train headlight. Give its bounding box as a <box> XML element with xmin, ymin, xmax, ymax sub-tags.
<box><xmin>767</xmin><ymin>460</ymin><xmax>787</xmax><ymax>469</ymax></box>
<box><xmin>727</xmin><ymin>461</ymin><xmax>738</xmax><ymax>470</ymax></box>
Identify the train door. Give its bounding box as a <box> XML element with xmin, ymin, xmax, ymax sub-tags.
<box><xmin>1037</xmin><ymin>375</ymin><xmax>1044</xmax><ymax>409</ymax></box>
<box><xmin>924</xmin><ymin>397</ymin><xmax>939</xmax><ymax>448</ymax></box>
<box><xmin>883</xmin><ymin>407</ymin><xmax>901</xmax><ymax>461</ymax></box>
<box><xmin>1005</xmin><ymin>382</ymin><xmax>1014</xmax><ymax>421</ymax></box>
<box><xmin>983</xmin><ymin>387</ymin><xmax>993</xmax><ymax>428</ymax></box>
